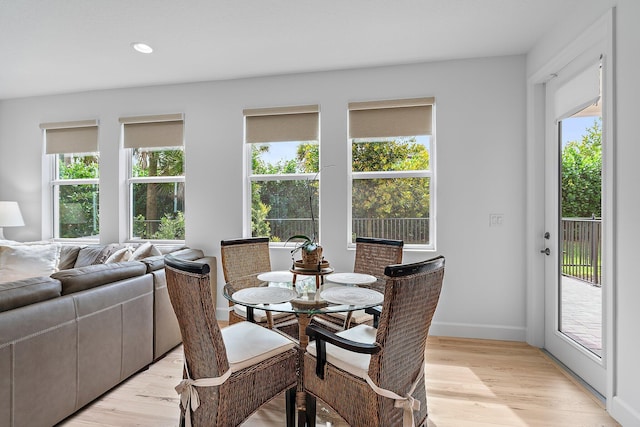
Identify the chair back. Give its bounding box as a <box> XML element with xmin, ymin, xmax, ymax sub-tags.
<box><xmin>354</xmin><ymin>237</ymin><xmax>404</xmax><ymax>285</ymax></box>
<box><xmin>165</xmin><ymin>255</ymin><xmax>228</xmax><ymax>424</ymax></box>
<box><xmin>220</xmin><ymin>237</ymin><xmax>271</xmax><ymax>285</ymax></box>
<box><xmin>370</xmin><ymin>256</ymin><xmax>445</xmax><ymax>397</ymax></box>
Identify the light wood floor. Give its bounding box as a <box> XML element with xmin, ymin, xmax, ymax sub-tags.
<box><xmin>58</xmin><ymin>336</ymin><xmax>619</xmax><ymax>427</ymax></box>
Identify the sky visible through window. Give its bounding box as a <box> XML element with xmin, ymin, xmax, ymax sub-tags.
<box><xmin>562</xmin><ymin>116</ymin><xmax>599</xmax><ymax>146</ymax></box>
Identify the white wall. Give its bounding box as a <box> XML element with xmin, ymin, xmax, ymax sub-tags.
<box><xmin>527</xmin><ymin>1</ymin><xmax>640</xmax><ymax>424</ymax></box>
<box><xmin>0</xmin><ymin>56</ymin><xmax>527</xmax><ymax>341</ymax></box>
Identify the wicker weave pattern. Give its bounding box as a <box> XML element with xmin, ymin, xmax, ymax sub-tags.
<box><xmin>220</xmin><ymin>238</ymin><xmax>298</xmax><ymax>331</ymax></box>
<box><xmin>314</xmin><ymin>238</ymin><xmax>404</xmax><ymax>332</ymax></box>
<box><xmin>304</xmin><ymin>257</ymin><xmax>444</xmax><ymax>427</ymax></box>
<box><xmin>165</xmin><ymin>261</ymin><xmax>298</xmax><ymax>427</ymax></box>
<box><xmin>354</xmin><ymin>238</ymin><xmax>404</xmax><ymax>292</ymax></box>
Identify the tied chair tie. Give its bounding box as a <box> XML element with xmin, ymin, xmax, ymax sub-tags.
<box><xmin>365</xmin><ymin>368</ymin><xmax>424</xmax><ymax>427</ymax></box>
<box><xmin>303</xmin><ymin>256</ymin><xmax>445</xmax><ymax>427</ymax></box>
<box><xmin>175</xmin><ymin>361</ymin><xmax>232</xmax><ymax>427</ymax></box>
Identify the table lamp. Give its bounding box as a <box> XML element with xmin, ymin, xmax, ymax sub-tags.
<box><xmin>0</xmin><ymin>201</ymin><xmax>25</xmax><ymax>240</ymax></box>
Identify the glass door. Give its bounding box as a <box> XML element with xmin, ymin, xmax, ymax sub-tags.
<box><xmin>544</xmin><ymin>54</ymin><xmax>606</xmax><ymax>395</ymax></box>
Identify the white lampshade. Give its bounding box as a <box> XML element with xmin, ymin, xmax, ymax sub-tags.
<box><xmin>0</xmin><ymin>201</ymin><xmax>25</xmax><ymax>240</ymax></box>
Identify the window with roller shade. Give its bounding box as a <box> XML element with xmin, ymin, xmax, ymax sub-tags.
<box><xmin>120</xmin><ymin>114</ymin><xmax>185</xmax><ymax>241</ymax></box>
<box><xmin>244</xmin><ymin>105</ymin><xmax>320</xmax><ymax>243</ymax></box>
<box><xmin>41</xmin><ymin>120</ymin><xmax>100</xmax><ymax>240</ymax></box>
<box><xmin>349</xmin><ymin>97</ymin><xmax>435</xmax><ymax>248</ymax></box>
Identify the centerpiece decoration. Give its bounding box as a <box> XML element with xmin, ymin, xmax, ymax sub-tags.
<box><xmin>287</xmin><ymin>234</ymin><xmax>324</xmax><ymax>267</ymax></box>
<box><xmin>285</xmin><ymin>169</ymin><xmax>329</xmax><ymax>272</ymax></box>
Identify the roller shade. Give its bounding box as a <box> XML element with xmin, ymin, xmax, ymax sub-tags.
<box><xmin>349</xmin><ymin>97</ymin><xmax>433</xmax><ymax>139</ymax></box>
<box><xmin>244</xmin><ymin>105</ymin><xmax>319</xmax><ymax>143</ymax></box>
<box><xmin>555</xmin><ymin>61</ymin><xmax>601</xmax><ymax>121</ymax></box>
<box><xmin>40</xmin><ymin>120</ymin><xmax>99</xmax><ymax>154</ymax></box>
<box><xmin>119</xmin><ymin>113</ymin><xmax>184</xmax><ymax>149</ymax></box>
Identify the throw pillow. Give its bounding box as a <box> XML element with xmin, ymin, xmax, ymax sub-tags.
<box><xmin>58</xmin><ymin>245</ymin><xmax>82</xmax><ymax>270</ymax></box>
<box><xmin>130</xmin><ymin>242</ymin><xmax>162</xmax><ymax>261</ymax></box>
<box><xmin>0</xmin><ymin>244</ymin><xmax>62</xmax><ymax>283</ymax></box>
<box><xmin>105</xmin><ymin>246</ymin><xmax>134</xmax><ymax>263</ymax></box>
<box><xmin>74</xmin><ymin>243</ymin><xmax>122</xmax><ymax>267</ymax></box>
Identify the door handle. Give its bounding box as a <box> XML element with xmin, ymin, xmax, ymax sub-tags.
<box><xmin>540</xmin><ymin>248</ymin><xmax>551</xmax><ymax>256</ymax></box>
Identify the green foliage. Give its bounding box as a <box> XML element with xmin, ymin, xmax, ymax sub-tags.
<box><xmin>58</xmin><ymin>155</ymin><xmax>99</xmax><ymax>238</ymax></box>
<box><xmin>352</xmin><ymin>138</ymin><xmax>430</xmax><ymax>220</ymax></box>
<box><xmin>250</xmin><ymin>138</ymin><xmax>431</xmax><ymax>242</ymax></box>
<box><xmin>59</xmin><ymin>155</ymin><xmax>99</xmax><ymax>179</ymax></box>
<box><xmin>352</xmin><ymin>138</ymin><xmax>429</xmax><ymax>172</ymax></box>
<box><xmin>131</xmin><ymin>148</ymin><xmax>184</xmax><ymax>239</ymax></box>
<box><xmin>562</xmin><ymin>119</ymin><xmax>602</xmax><ymax>218</ymax></box>
<box><xmin>151</xmin><ymin>211</ymin><xmax>185</xmax><ymax>240</ymax></box>
<box><xmin>250</xmin><ymin>143</ymin><xmax>319</xmax><ymax>241</ymax></box>
<box><xmin>251</xmin><ymin>201</ymin><xmax>272</xmax><ymax>237</ymax></box>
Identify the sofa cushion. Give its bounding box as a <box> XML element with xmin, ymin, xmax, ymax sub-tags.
<box><xmin>52</xmin><ymin>261</ymin><xmax>147</xmax><ymax>295</ymax></box>
<box><xmin>73</xmin><ymin>244</ymin><xmax>122</xmax><ymax>268</ymax></box>
<box><xmin>0</xmin><ymin>244</ymin><xmax>62</xmax><ymax>283</ymax></box>
<box><xmin>0</xmin><ymin>276</ymin><xmax>62</xmax><ymax>312</ymax></box>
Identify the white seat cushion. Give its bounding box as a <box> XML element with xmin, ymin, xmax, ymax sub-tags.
<box><xmin>232</xmin><ymin>303</ymin><xmax>293</xmax><ymax>323</ymax></box>
<box><xmin>221</xmin><ymin>321</ymin><xmax>295</xmax><ymax>372</ymax></box>
<box><xmin>325</xmin><ymin>309</ymin><xmax>374</xmax><ymax>324</ymax></box>
<box><xmin>306</xmin><ymin>324</ymin><xmax>377</xmax><ymax>379</ymax></box>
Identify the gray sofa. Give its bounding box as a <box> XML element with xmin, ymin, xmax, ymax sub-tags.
<box><xmin>0</xmin><ymin>244</ymin><xmax>216</xmax><ymax>427</ymax></box>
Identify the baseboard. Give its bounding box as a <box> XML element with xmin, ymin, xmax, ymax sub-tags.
<box><xmin>216</xmin><ymin>309</ymin><xmax>527</xmax><ymax>341</ymax></box>
<box><xmin>611</xmin><ymin>396</ymin><xmax>640</xmax><ymax>426</ymax></box>
<box><xmin>429</xmin><ymin>321</ymin><xmax>527</xmax><ymax>342</ymax></box>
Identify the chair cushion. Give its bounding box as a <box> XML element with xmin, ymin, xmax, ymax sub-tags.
<box><xmin>325</xmin><ymin>309</ymin><xmax>373</xmax><ymax>324</ymax></box>
<box><xmin>306</xmin><ymin>324</ymin><xmax>377</xmax><ymax>379</ymax></box>
<box><xmin>232</xmin><ymin>303</ymin><xmax>293</xmax><ymax>323</ymax></box>
<box><xmin>221</xmin><ymin>321</ymin><xmax>295</xmax><ymax>371</ymax></box>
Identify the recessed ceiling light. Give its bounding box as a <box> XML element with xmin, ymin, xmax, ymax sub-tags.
<box><xmin>131</xmin><ymin>42</ymin><xmax>153</xmax><ymax>54</ymax></box>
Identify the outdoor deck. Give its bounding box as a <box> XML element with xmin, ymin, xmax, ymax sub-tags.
<box><xmin>561</xmin><ymin>275</ymin><xmax>602</xmax><ymax>356</ymax></box>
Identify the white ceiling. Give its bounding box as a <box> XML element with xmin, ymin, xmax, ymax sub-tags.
<box><xmin>0</xmin><ymin>0</ymin><xmax>581</xmax><ymax>100</ymax></box>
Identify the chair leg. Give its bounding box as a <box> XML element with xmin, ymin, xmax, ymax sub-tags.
<box><xmin>285</xmin><ymin>386</ymin><xmax>296</xmax><ymax>427</ymax></box>
<box><xmin>305</xmin><ymin>393</ymin><xmax>316</xmax><ymax>427</ymax></box>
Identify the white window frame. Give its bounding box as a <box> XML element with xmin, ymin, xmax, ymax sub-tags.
<box><xmin>243</xmin><ymin>105</ymin><xmax>320</xmax><ymax>246</ymax></box>
<box><xmin>41</xmin><ymin>120</ymin><xmax>100</xmax><ymax>242</ymax></box>
<box><xmin>126</xmin><ymin>147</ymin><xmax>186</xmax><ymax>243</ymax></box>
<box><xmin>120</xmin><ymin>113</ymin><xmax>186</xmax><ymax>243</ymax></box>
<box><xmin>347</xmin><ymin>98</ymin><xmax>436</xmax><ymax>250</ymax></box>
<box><xmin>49</xmin><ymin>155</ymin><xmax>100</xmax><ymax>242</ymax></box>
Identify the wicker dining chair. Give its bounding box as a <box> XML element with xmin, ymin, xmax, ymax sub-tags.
<box><xmin>220</xmin><ymin>237</ymin><xmax>298</xmax><ymax>335</ymax></box>
<box><xmin>165</xmin><ymin>255</ymin><xmax>298</xmax><ymax>427</ymax></box>
<box><xmin>304</xmin><ymin>256</ymin><xmax>445</xmax><ymax>427</ymax></box>
<box><xmin>313</xmin><ymin>237</ymin><xmax>404</xmax><ymax>332</ymax></box>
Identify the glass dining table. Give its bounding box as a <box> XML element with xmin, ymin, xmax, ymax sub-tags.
<box><xmin>223</xmin><ymin>270</ymin><xmax>383</xmax><ymax>426</ymax></box>
<box><xmin>223</xmin><ymin>270</ymin><xmax>383</xmax><ymax>350</ymax></box>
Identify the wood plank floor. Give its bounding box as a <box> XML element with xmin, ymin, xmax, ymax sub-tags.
<box><xmin>58</xmin><ymin>336</ymin><xmax>619</xmax><ymax>427</ymax></box>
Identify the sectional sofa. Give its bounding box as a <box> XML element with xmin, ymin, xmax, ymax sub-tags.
<box><xmin>0</xmin><ymin>242</ymin><xmax>216</xmax><ymax>427</ymax></box>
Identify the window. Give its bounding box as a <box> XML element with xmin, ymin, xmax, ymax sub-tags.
<box><xmin>120</xmin><ymin>114</ymin><xmax>185</xmax><ymax>241</ymax></box>
<box><xmin>244</xmin><ymin>105</ymin><xmax>320</xmax><ymax>243</ymax></box>
<box><xmin>41</xmin><ymin>120</ymin><xmax>100</xmax><ymax>240</ymax></box>
<box><xmin>348</xmin><ymin>98</ymin><xmax>434</xmax><ymax>248</ymax></box>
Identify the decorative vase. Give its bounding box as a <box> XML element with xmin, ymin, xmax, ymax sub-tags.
<box><xmin>301</xmin><ymin>245</ymin><xmax>323</xmax><ymax>265</ymax></box>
